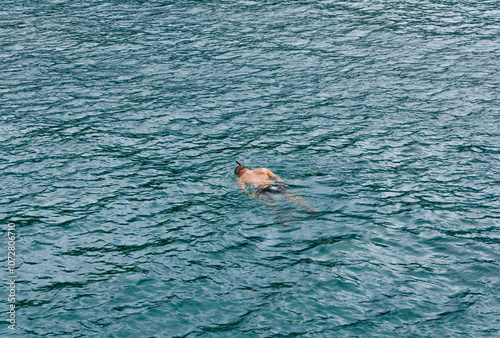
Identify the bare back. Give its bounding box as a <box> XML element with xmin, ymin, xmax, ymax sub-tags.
<box><xmin>237</xmin><ymin>168</ymin><xmax>284</xmax><ymax>189</ymax></box>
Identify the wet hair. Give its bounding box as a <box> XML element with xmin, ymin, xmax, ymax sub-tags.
<box><xmin>235</xmin><ymin>161</ymin><xmax>247</xmax><ymax>176</ymax></box>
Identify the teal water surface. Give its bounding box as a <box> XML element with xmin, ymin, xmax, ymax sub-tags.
<box><xmin>1</xmin><ymin>0</ymin><xmax>499</xmax><ymax>336</ymax></box>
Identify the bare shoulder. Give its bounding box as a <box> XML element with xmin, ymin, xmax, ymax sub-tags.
<box><xmin>263</xmin><ymin>168</ymin><xmax>276</xmax><ymax>175</ymax></box>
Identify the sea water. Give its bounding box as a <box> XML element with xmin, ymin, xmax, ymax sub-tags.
<box><xmin>1</xmin><ymin>0</ymin><xmax>499</xmax><ymax>336</ymax></box>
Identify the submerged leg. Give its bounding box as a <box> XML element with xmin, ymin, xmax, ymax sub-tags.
<box><xmin>254</xmin><ymin>191</ymin><xmax>276</xmax><ymax>206</ymax></box>
<box><xmin>280</xmin><ymin>190</ymin><xmax>317</xmax><ymax>213</ymax></box>
<box><xmin>255</xmin><ymin>192</ymin><xmax>280</xmax><ymax>214</ymax></box>
<box><xmin>255</xmin><ymin>192</ymin><xmax>289</xmax><ymax>226</ymax></box>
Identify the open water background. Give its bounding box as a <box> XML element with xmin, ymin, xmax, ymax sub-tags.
<box><xmin>1</xmin><ymin>0</ymin><xmax>499</xmax><ymax>336</ymax></box>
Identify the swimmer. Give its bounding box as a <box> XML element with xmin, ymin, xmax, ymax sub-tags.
<box><xmin>235</xmin><ymin>161</ymin><xmax>317</xmax><ymax>214</ymax></box>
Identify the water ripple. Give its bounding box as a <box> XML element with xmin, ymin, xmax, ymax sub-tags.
<box><xmin>1</xmin><ymin>0</ymin><xmax>499</xmax><ymax>336</ymax></box>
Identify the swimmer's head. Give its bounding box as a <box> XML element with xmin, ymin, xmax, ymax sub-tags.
<box><xmin>235</xmin><ymin>161</ymin><xmax>248</xmax><ymax>176</ymax></box>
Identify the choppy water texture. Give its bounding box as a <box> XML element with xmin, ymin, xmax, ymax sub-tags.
<box><xmin>1</xmin><ymin>0</ymin><xmax>499</xmax><ymax>336</ymax></box>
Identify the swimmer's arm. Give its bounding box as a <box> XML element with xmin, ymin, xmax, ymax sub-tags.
<box><xmin>266</xmin><ymin>169</ymin><xmax>287</xmax><ymax>185</ymax></box>
<box><xmin>237</xmin><ymin>179</ymin><xmax>254</xmax><ymax>197</ymax></box>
